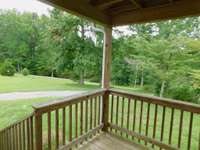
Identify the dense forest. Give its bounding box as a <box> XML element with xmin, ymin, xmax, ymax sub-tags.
<box><xmin>0</xmin><ymin>9</ymin><xmax>200</xmax><ymax>103</ymax></box>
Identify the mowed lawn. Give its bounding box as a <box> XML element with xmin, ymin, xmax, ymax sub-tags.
<box><xmin>0</xmin><ymin>97</ymin><xmax>61</xmax><ymax>129</ymax></box>
<box><xmin>0</xmin><ymin>74</ymin><xmax>198</xmax><ymax>150</ymax></box>
<box><xmin>0</xmin><ymin>74</ymin><xmax>145</xmax><ymax>129</ymax></box>
<box><xmin>0</xmin><ymin>74</ymin><xmax>100</xmax><ymax>93</ymax></box>
<box><xmin>0</xmin><ymin>74</ymin><xmax>145</xmax><ymax>93</ymax></box>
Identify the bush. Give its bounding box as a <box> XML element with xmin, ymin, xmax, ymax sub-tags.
<box><xmin>22</xmin><ymin>68</ymin><xmax>30</xmax><ymax>76</ymax></box>
<box><xmin>168</xmin><ymin>85</ymin><xmax>197</xmax><ymax>103</ymax></box>
<box><xmin>0</xmin><ymin>61</ymin><xmax>16</xmax><ymax>76</ymax></box>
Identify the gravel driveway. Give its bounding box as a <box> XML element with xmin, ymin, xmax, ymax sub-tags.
<box><xmin>0</xmin><ymin>91</ymin><xmax>85</xmax><ymax>101</ymax></box>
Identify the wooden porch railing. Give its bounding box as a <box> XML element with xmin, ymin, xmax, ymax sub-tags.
<box><xmin>108</xmin><ymin>89</ymin><xmax>200</xmax><ymax>150</ymax></box>
<box><xmin>0</xmin><ymin>114</ymin><xmax>35</xmax><ymax>150</ymax></box>
<box><xmin>0</xmin><ymin>89</ymin><xmax>199</xmax><ymax>150</ymax></box>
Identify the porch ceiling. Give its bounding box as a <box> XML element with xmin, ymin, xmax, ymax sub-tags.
<box><xmin>39</xmin><ymin>0</ymin><xmax>200</xmax><ymax>27</ymax></box>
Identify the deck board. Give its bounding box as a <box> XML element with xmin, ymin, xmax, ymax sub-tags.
<box><xmin>77</xmin><ymin>133</ymin><xmax>149</xmax><ymax>150</ymax></box>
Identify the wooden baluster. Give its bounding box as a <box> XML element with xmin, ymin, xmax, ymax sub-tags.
<box><xmin>85</xmin><ymin>99</ymin><xmax>88</xmax><ymax>133</ymax></box>
<box><xmin>75</xmin><ymin>103</ymin><xmax>78</xmax><ymax>138</ymax></box>
<box><xmin>47</xmin><ymin>112</ymin><xmax>52</xmax><ymax>150</ymax></box>
<box><xmin>94</xmin><ymin>97</ymin><xmax>97</xmax><ymax>128</ymax></box>
<box><xmin>4</xmin><ymin>130</ymin><xmax>7</xmax><ymax>150</ymax></box>
<box><xmin>187</xmin><ymin>112</ymin><xmax>193</xmax><ymax>150</ymax></box>
<box><xmin>27</xmin><ymin>119</ymin><xmax>30</xmax><ymax>150</ymax></box>
<box><xmin>4</xmin><ymin>131</ymin><xmax>6</xmax><ymax>150</ymax></box>
<box><xmin>121</xmin><ymin>97</ymin><xmax>125</xmax><ymax>136</ymax></box>
<box><xmin>132</xmin><ymin>99</ymin><xmax>137</xmax><ymax>140</ymax></box>
<box><xmin>198</xmin><ymin>132</ymin><xmax>200</xmax><ymax>150</ymax></box>
<box><xmin>160</xmin><ymin>106</ymin><xmax>166</xmax><ymax>150</ymax></box>
<box><xmin>168</xmin><ymin>108</ymin><xmax>174</xmax><ymax>145</ymax></box>
<box><xmin>8</xmin><ymin>129</ymin><xmax>11</xmax><ymax>150</ymax></box>
<box><xmin>35</xmin><ymin>113</ymin><xmax>42</xmax><ymax>150</ymax></box>
<box><xmin>145</xmin><ymin>103</ymin><xmax>150</xmax><ymax>145</ymax></box>
<box><xmin>90</xmin><ymin>98</ymin><xmax>93</xmax><ymax>131</ymax></box>
<box><xmin>0</xmin><ymin>132</ymin><xmax>2</xmax><ymax>150</ymax></box>
<box><xmin>178</xmin><ymin>110</ymin><xmax>184</xmax><ymax>148</ymax></box>
<box><xmin>12</xmin><ymin>126</ymin><xmax>15</xmax><ymax>150</ymax></box>
<box><xmin>16</xmin><ymin>124</ymin><xmax>19</xmax><ymax>150</ymax></box>
<box><xmin>115</xmin><ymin>96</ymin><xmax>119</xmax><ymax>133</ymax></box>
<box><xmin>22</xmin><ymin>120</ymin><xmax>26</xmax><ymax>150</ymax></box>
<box><xmin>69</xmin><ymin>105</ymin><xmax>72</xmax><ymax>142</ymax></box>
<box><xmin>55</xmin><ymin>109</ymin><xmax>59</xmax><ymax>149</ymax></box>
<box><xmin>138</xmin><ymin>100</ymin><xmax>143</xmax><ymax>143</ymax></box>
<box><xmin>98</xmin><ymin>96</ymin><xmax>101</xmax><ymax>125</ymax></box>
<box><xmin>110</xmin><ymin>95</ymin><xmax>114</xmax><ymax>132</ymax></box>
<box><xmin>30</xmin><ymin>117</ymin><xmax>34</xmax><ymax>150</ymax></box>
<box><xmin>126</xmin><ymin>98</ymin><xmax>131</xmax><ymax>138</ymax></box>
<box><xmin>19</xmin><ymin>123</ymin><xmax>22</xmax><ymax>150</ymax></box>
<box><xmin>102</xmin><ymin>91</ymin><xmax>109</xmax><ymax>132</ymax></box>
<box><xmin>80</xmin><ymin>101</ymin><xmax>83</xmax><ymax>135</ymax></box>
<box><xmin>152</xmin><ymin>104</ymin><xmax>158</xmax><ymax>148</ymax></box>
<box><xmin>1</xmin><ymin>132</ymin><xmax>2</xmax><ymax>150</ymax></box>
<box><xmin>62</xmin><ymin>108</ymin><xmax>66</xmax><ymax>146</ymax></box>
<box><xmin>1</xmin><ymin>131</ymin><xmax>4</xmax><ymax>150</ymax></box>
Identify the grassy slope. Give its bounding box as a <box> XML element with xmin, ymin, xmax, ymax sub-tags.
<box><xmin>0</xmin><ymin>74</ymin><xmax>100</xmax><ymax>93</ymax></box>
<box><xmin>0</xmin><ymin>74</ymin><xmax>146</xmax><ymax>93</ymax></box>
<box><xmin>0</xmin><ymin>97</ymin><xmax>59</xmax><ymax>129</ymax></box>
<box><xmin>0</xmin><ymin>74</ymin><xmax>147</xmax><ymax>130</ymax></box>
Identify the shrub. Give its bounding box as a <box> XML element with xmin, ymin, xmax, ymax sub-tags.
<box><xmin>0</xmin><ymin>61</ymin><xmax>16</xmax><ymax>76</ymax></box>
<box><xmin>22</xmin><ymin>68</ymin><xmax>30</xmax><ymax>76</ymax></box>
<box><xmin>168</xmin><ymin>85</ymin><xmax>197</xmax><ymax>103</ymax></box>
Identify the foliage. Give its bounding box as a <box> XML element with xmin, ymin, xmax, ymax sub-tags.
<box><xmin>0</xmin><ymin>60</ymin><xmax>15</xmax><ymax>76</ymax></box>
<box><xmin>0</xmin><ymin>9</ymin><xmax>200</xmax><ymax>103</ymax></box>
<box><xmin>22</xmin><ymin>68</ymin><xmax>29</xmax><ymax>76</ymax></box>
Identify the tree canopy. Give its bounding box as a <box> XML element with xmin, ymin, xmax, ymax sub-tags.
<box><xmin>0</xmin><ymin>9</ymin><xmax>200</xmax><ymax>103</ymax></box>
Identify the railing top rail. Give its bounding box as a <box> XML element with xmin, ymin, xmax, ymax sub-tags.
<box><xmin>33</xmin><ymin>89</ymin><xmax>107</xmax><ymax>114</ymax></box>
<box><xmin>109</xmin><ymin>89</ymin><xmax>200</xmax><ymax>114</ymax></box>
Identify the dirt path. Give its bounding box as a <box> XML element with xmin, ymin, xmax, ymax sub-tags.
<box><xmin>0</xmin><ymin>91</ymin><xmax>85</xmax><ymax>101</ymax></box>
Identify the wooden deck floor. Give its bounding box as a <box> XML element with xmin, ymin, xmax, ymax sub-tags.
<box><xmin>77</xmin><ymin>133</ymin><xmax>148</xmax><ymax>150</ymax></box>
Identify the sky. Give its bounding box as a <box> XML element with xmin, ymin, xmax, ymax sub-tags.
<box><xmin>0</xmin><ymin>0</ymin><xmax>131</xmax><ymax>36</ymax></box>
<box><xmin>0</xmin><ymin>0</ymin><xmax>52</xmax><ymax>15</ymax></box>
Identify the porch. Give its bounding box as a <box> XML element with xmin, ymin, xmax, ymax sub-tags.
<box><xmin>0</xmin><ymin>88</ymin><xmax>199</xmax><ymax>150</ymax></box>
<box><xmin>0</xmin><ymin>0</ymin><xmax>200</xmax><ymax>149</ymax></box>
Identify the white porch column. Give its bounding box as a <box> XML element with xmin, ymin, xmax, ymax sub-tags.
<box><xmin>102</xmin><ymin>27</ymin><xmax>112</xmax><ymax>89</ymax></box>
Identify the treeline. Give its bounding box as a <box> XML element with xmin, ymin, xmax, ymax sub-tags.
<box><xmin>0</xmin><ymin>9</ymin><xmax>200</xmax><ymax>103</ymax></box>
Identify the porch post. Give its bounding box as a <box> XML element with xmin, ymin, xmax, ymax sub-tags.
<box><xmin>102</xmin><ymin>26</ymin><xmax>112</xmax><ymax>132</ymax></box>
<box><xmin>102</xmin><ymin>26</ymin><xmax>112</xmax><ymax>89</ymax></box>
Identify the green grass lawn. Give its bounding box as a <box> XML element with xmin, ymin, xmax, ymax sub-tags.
<box><xmin>0</xmin><ymin>97</ymin><xmax>61</xmax><ymax>129</ymax></box>
<box><xmin>0</xmin><ymin>74</ymin><xmax>146</xmax><ymax>93</ymax></box>
<box><xmin>0</xmin><ymin>74</ymin><xmax>100</xmax><ymax>93</ymax></box>
<box><xmin>0</xmin><ymin>96</ymin><xmax>199</xmax><ymax>150</ymax></box>
<box><xmin>1</xmin><ymin>74</ymin><xmax>198</xmax><ymax>150</ymax></box>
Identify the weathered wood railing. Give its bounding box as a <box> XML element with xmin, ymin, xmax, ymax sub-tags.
<box><xmin>0</xmin><ymin>89</ymin><xmax>199</xmax><ymax>150</ymax></box>
<box><xmin>0</xmin><ymin>114</ymin><xmax>35</xmax><ymax>150</ymax></box>
<box><xmin>108</xmin><ymin>89</ymin><xmax>200</xmax><ymax>150</ymax></box>
<box><xmin>33</xmin><ymin>89</ymin><xmax>105</xmax><ymax>150</ymax></box>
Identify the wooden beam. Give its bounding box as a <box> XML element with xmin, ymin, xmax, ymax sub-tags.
<box><xmin>94</xmin><ymin>0</ymin><xmax>123</xmax><ymax>9</ymax></box>
<box><xmin>129</xmin><ymin>0</ymin><xmax>142</xmax><ymax>8</ymax></box>
<box><xmin>112</xmin><ymin>0</ymin><xmax>200</xmax><ymax>26</ymax></box>
<box><xmin>102</xmin><ymin>27</ymin><xmax>112</xmax><ymax>89</ymax></box>
<box><xmin>38</xmin><ymin>0</ymin><xmax>111</xmax><ymax>27</ymax></box>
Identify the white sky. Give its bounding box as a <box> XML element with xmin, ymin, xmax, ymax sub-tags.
<box><xmin>0</xmin><ymin>0</ymin><xmax>130</xmax><ymax>36</ymax></box>
<box><xmin>0</xmin><ymin>0</ymin><xmax>52</xmax><ymax>15</ymax></box>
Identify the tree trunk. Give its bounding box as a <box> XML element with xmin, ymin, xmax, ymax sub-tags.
<box><xmin>17</xmin><ymin>64</ymin><xmax>20</xmax><ymax>72</ymax></box>
<box><xmin>140</xmin><ymin>69</ymin><xmax>144</xmax><ymax>87</ymax></box>
<box><xmin>51</xmin><ymin>70</ymin><xmax>54</xmax><ymax>77</ymax></box>
<box><xmin>79</xmin><ymin>70</ymin><xmax>84</xmax><ymax>85</ymax></box>
<box><xmin>160</xmin><ymin>80</ymin><xmax>166</xmax><ymax>97</ymax></box>
<box><xmin>134</xmin><ymin>66</ymin><xmax>138</xmax><ymax>87</ymax></box>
